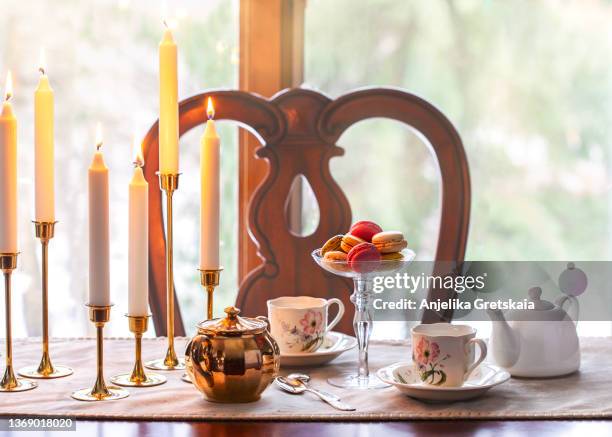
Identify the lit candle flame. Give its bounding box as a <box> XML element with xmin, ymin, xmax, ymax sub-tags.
<box><xmin>4</xmin><ymin>71</ymin><xmax>12</xmax><ymax>101</ymax></box>
<box><xmin>161</xmin><ymin>1</ymin><xmax>178</xmax><ymax>30</ymax></box>
<box><xmin>162</xmin><ymin>0</ymin><xmax>168</xmax><ymax>28</ymax></box>
<box><xmin>95</xmin><ymin>123</ymin><xmax>103</xmax><ymax>151</ymax></box>
<box><xmin>132</xmin><ymin>133</ymin><xmax>144</xmax><ymax>167</ymax></box>
<box><xmin>207</xmin><ymin>97</ymin><xmax>215</xmax><ymax>120</ymax></box>
<box><xmin>39</xmin><ymin>48</ymin><xmax>46</xmax><ymax>75</ymax></box>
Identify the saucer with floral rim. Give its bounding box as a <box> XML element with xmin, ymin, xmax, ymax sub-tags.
<box><xmin>376</xmin><ymin>362</ymin><xmax>510</xmax><ymax>402</ymax></box>
<box><xmin>280</xmin><ymin>331</ymin><xmax>357</xmax><ymax>367</ymax></box>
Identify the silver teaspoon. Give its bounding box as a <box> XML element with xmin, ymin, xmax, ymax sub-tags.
<box><xmin>275</xmin><ymin>375</ymin><xmax>356</xmax><ymax>411</ymax></box>
<box><xmin>287</xmin><ymin>373</ymin><xmax>343</xmax><ymax>400</ymax></box>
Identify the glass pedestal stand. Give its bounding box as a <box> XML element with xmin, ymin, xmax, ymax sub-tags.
<box><xmin>312</xmin><ymin>248</ymin><xmax>415</xmax><ymax>389</ymax></box>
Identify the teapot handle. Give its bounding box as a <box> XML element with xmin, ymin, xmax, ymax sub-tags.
<box><xmin>555</xmin><ymin>295</ymin><xmax>579</xmax><ymax>325</ymax></box>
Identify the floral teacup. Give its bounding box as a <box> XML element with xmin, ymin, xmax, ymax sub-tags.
<box><xmin>267</xmin><ymin>296</ymin><xmax>345</xmax><ymax>353</ymax></box>
<box><xmin>411</xmin><ymin>323</ymin><xmax>487</xmax><ymax>387</ymax></box>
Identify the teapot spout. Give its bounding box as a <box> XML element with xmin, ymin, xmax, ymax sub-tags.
<box><xmin>487</xmin><ymin>309</ymin><xmax>520</xmax><ymax>368</ymax></box>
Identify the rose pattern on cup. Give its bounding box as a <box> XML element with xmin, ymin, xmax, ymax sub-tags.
<box><xmin>411</xmin><ymin>323</ymin><xmax>488</xmax><ymax>387</ymax></box>
<box><xmin>412</xmin><ymin>337</ymin><xmax>451</xmax><ymax>385</ymax></box>
<box><xmin>280</xmin><ymin>310</ymin><xmax>325</xmax><ymax>352</ymax></box>
<box><xmin>268</xmin><ymin>296</ymin><xmax>345</xmax><ymax>353</ymax></box>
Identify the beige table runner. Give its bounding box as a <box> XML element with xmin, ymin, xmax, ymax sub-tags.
<box><xmin>0</xmin><ymin>337</ymin><xmax>610</xmax><ymax>421</ymax></box>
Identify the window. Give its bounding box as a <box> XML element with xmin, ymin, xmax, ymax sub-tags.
<box><xmin>306</xmin><ymin>0</ymin><xmax>612</xmax><ymax>261</ymax></box>
<box><xmin>1</xmin><ymin>0</ymin><xmax>238</xmax><ymax>337</ymax></box>
<box><xmin>304</xmin><ymin>0</ymin><xmax>612</xmax><ymax>336</ymax></box>
<box><xmin>3</xmin><ymin>0</ymin><xmax>609</xmax><ymax>339</ymax></box>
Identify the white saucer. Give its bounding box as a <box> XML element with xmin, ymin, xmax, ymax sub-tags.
<box><xmin>377</xmin><ymin>362</ymin><xmax>510</xmax><ymax>402</ymax></box>
<box><xmin>280</xmin><ymin>331</ymin><xmax>357</xmax><ymax>367</ymax></box>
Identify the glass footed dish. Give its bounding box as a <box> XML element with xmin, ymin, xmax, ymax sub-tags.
<box><xmin>312</xmin><ymin>248</ymin><xmax>416</xmax><ymax>389</ymax></box>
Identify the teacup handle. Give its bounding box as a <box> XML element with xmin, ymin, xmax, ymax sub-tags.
<box><xmin>325</xmin><ymin>298</ymin><xmax>345</xmax><ymax>333</ymax></box>
<box><xmin>464</xmin><ymin>338</ymin><xmax>487</xmax><ymax>381</ymax></box>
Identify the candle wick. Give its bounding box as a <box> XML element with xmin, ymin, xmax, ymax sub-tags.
<box><xmin>163</xmin><ymin>19</ymin><xmax>168</xmax><ymax>29</ymax></box>
<box><xmin>4</xmin><ymin>93</ymin><xmax>11</xmax><ymax>102</ymax></box>
<box><xmin>96</xmin><ymin>142</ymin><xmax>102</xmax><ymax>151</ymax></box>
<box><xmin>38</xmin><ymin>67</ymin><xmax>45</xmax><ymax>76</ymax></box>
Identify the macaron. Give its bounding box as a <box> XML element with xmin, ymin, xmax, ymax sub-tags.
<box><xmin>323</xmin><ymin>250</ymin><xmax>348</xmax><ymax>262</ymax></box>
<box><xmin>340</xmin><ymin>234</ymin><xmax>365</xmax><ymax>253</ymax></box>
<box><xmin>321</xmin><ymin>234</ymin><xmax>343</xmax><ymax>255</ymax></box>
<box><xmin>349</xmin><ymin>221</ymin><xmax>383</xmax><ymax>242</ymax></box>
<box><xmin>372</xmin><ymin>231</ymin><xmax>408</xmax><ymax>254</ymax></box>
<box><xmin>347</xmin><ymin>242</ymin><xmax>381</xmax><ymax>272</ymax></box>
<box><xmin>381</xmin><ymin>252</ymin><xmax>404</xmax><ymax>261</ymax></box>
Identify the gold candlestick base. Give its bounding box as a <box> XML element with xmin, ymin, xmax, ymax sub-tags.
<box><xmin>18</xmin><ymin>364</ymin><xmax>73</xmax><ymax>380</ymax></box>
<box><xmin>146</xmin><ymin>173</ymin><xmax>185</xmax><ymax>371</ymax></box>
<box><xmin>19</xmin><ymin>222</ymin><xmax>73</xmax><ymax>380</ymax></box>
<box><xmin>111</xmin><ymin>315</ymin><xmax>166</xmax><ymax>387</ymax></box>
<box><xmin>1</xmin><ymin>253</ymin><xmax>37</xmax><ymax>392</ymax></box>
<box><xmin>71</xmin><ymin>305</ymin><xmax>129</xmax><ymax>401</ymax></box>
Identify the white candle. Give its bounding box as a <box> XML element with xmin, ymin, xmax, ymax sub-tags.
<box><xmin>88</xmin><ymin>124</ymin><xmax>110</xmax><ymax>306</ymax></box>
<box><xmin>199</xmin><ymin>98</ymin><xmax>220</xmax><ymax>270</ymax></box>
<box><xmin>0</xmin><ymin>72</ymin><xmax>18</xmax><ymax>254</ymax></box>
<box><xmin>159</xmin><ymin>24</ymin><xmax>179</xmax><ymax>174</ymax></box>
<box><xmin>34</xmin><ymin>49</ymin><xmax>55</xmax><ymax>222</ymax></box>
<box><xmin>128</xmin><ymin>137</ymin><xmax>149</xmax><ymax>316</ymax></box>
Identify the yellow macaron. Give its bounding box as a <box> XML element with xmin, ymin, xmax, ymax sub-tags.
<box><xmin>381</xmin><ymin>252</ymin><xmax>404</xmax><ymax>261</ymax></box>
<box><xmin>340</xmin><ymin>234</ymin><xmax>365</xmax><ymax>253</ymax></box>
<box><xmin>323</xmin><ymin>250</ymin><xmax>348</xmax><ymax>262</ymax></box>
<box><xmin>321</xmin><ymin>234</ymin><xmax>344</xmax><ymax>255</ymax></box>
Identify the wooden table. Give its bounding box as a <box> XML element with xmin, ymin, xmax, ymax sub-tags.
<box><xmin>73</xmin><ymin>420</ymin><xmax>612</xmax><ymax>436</ymax></box>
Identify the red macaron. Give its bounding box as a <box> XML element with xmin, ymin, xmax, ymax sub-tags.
<box><xmin>347</xmin><ymin>242</ymin><xmax>381</xmax><ymax>272</ymax></box>
<box><xmin>349</xmin><ymin>221</ymin><xmax>383</xmax><ymax>242</ymax></box>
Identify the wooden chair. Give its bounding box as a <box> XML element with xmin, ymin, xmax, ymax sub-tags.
<box><xmin>142</xmin><ymin>87</ymin><xmax>470</xmax><ymax>336</ymax></box>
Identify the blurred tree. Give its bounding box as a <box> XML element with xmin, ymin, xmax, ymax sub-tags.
<box><xmin>305</xmin><ymin>0</ymin><xmax>612</xmax><ymax>262</ymax></box>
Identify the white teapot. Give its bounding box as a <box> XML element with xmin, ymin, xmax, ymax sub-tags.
<box><xmin>487</xmin><ymin>287</ymin><xmax>580</xmax><ymax>377</ymax></box>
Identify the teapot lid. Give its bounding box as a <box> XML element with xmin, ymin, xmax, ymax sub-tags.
<box><xmin>197</xmin><ymin>306</ymin><xmax>268</xmax><ymax>335</ymax></box>
<box><xmin>504</xmin><ymin>287</ymin><xmax>570</xmax><ymax>321</ymax></box>
<box><xmin>528</xmin><ymin>287</ymin><xmax>555</xmax><ymax>310</ymax></box>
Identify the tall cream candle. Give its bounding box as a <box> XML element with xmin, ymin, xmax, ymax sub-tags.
<box><xmin>199</xmin><ymin>98</ymin><xmax>220</xmax><ymax>270</ymax></box>
<box><xmin>34</xmin><ymin>50</ymin><xmax>55</xmax><ymax>222</ymax></box>
<box><xmin>128</xmin><ymin>137</ymin><xmax>149</xmax><ymax>316</ymax></box>
<box><xmin>88</xmin><ymin>124</ymin><xmax>110</xmax><ymax>306</ymax></box>
<box><xmin>159</xmin><ymin>25</ymin><xmax>179</xmax><ymax>174</ymax></box>
<box><xmin>0</xmin><ymin>72</ymin><xmax>17</xmax><ymax>254</ymax></box>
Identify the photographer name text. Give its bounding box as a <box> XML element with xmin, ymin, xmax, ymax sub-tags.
<box><xmin>373</xmin><ymin>298</ymin><xmax>535</xmax><ymax>311</ymax></box>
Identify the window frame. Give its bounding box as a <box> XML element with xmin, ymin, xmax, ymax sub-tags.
<box><xmin>238</xmin><ymin>0</ymin><xmax>306</xmax><ymax>282</ymax></box>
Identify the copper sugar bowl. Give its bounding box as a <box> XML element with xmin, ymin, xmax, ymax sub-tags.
<box><xmin>185</xmin><ymin>306</ymin><xmax>280</xmax><ymax>403</ymax></box>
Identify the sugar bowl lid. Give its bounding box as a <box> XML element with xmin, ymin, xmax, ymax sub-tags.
<box><xmin>197</xmin><ymin>306</ymin><xmax>268</xmax><ymax>335</ymax></box>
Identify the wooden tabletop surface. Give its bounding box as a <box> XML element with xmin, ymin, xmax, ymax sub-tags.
<box><xmin>70</xmin><ymin>420</ymin><xmax>612</xmax><ymax>436</ymax></box>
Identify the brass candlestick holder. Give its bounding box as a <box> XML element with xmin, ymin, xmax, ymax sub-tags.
<box><xmin>71</xmin><ymin>304</ymin><xmax>129</xmax><ymax>401</ymax></box>
<box><xmin>0</xmin><ymin>253</ymin><xmax>37</xmax><ymax>392</ymax></box>
<box><xmin>200</xmin><ymin>267</ymin><xmax>223</xmax><ymax>320</ymax></box>
<box><xmin>146</xmin><ymin>173</ymin><xmax>184</xmax><ymax>371</ymax></box>
<box><xmin>111</xmin><ymin>315</ymin><xmax>166</xmax><ymax>387</ymax></box>
<box><xmin>181</xmin><ymin>267</ymin><xmax>223</xmax><ymax>383</ymax></box>
<box><xmin>19</xmin><ymin>222</ymin><xmax>73</xmax><ymax>379</ymax></box>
